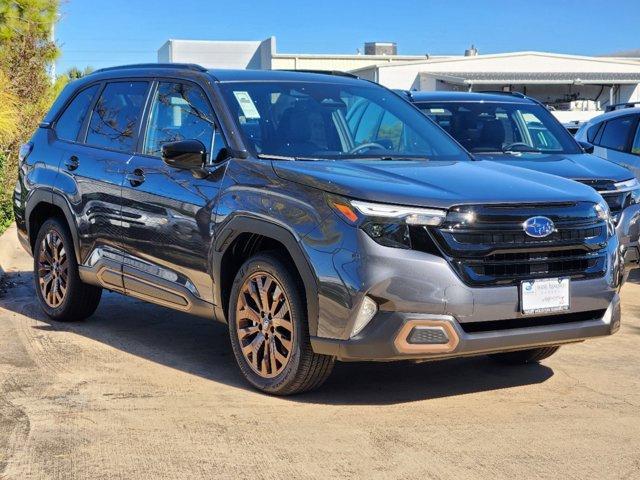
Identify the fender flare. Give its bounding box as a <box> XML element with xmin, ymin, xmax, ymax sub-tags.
<box><xmin>25</xmin><ymin>189</ymin><xmax>83</xmax><ymax>264</ymax></box>
<box><xmin>211</xmin><ymin>215</ymin><xmax>320</xmax><ymax>336</ymax></box>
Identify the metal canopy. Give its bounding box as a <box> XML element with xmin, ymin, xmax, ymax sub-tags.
<box><xmin>421</xmin><ymin>71</ymin><xmax>640</xmax><ymax>85</ymax></box>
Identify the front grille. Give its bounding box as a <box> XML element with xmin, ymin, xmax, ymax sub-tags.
<box><xmin>460</xmin><ymin>309</ymin><xmax>607</xmax><ymax>333</ymax></box>
<box><xmin>451</xmin><ymin>226</ymin><xmax>603</xmax><ymax>245</ymax></box>
<box><xmin>421</xmin><ymin>202</ymin><xmax>609</xmax><ymax>287</ymax></box>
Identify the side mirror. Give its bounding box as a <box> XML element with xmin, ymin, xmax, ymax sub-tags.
<box><xmin>162</xmin><ymin>140</ymin><xmax>207</xmax><ymax>170</ymax></box>
<box><xmin>577</xmin><ymin>141</ymin><xmax>594</xmax><ymax>154</ymax></box>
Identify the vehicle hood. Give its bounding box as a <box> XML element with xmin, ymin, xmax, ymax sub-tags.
<box><xmin>272</xmin><ymin>158</ymin><xmax>603</xmax><ymax>209</ymax></box>
<box><xmin>475</xmin><ymin>152</ymin><xmax>632</xmax><ymax>184</ymax></box>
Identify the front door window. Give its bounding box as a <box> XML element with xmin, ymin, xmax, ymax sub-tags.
<box><xmin>144</xmin><ymin>82</ymin><xmax>222</xmax><ymax>161</ymax></box>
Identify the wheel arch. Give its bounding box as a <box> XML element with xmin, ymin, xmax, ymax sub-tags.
<box><xmin>25</xmin><ymin>190</ymin><xmax>81</xmax><ymax>263</ymax></box>
<box><xmin>212</xmin><ymin>215</ymin><xmax>320</xmax><ymax>336</ymax></box>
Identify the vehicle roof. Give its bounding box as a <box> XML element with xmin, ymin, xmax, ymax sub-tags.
<box><xmin>88</xmin><ymin>63</ymin><xmax>365</xmax><ymax>85</ymax></box>
<box><xmin>406</xmin><ymin>90</ymin><xmax>535</xmax><ymax>104</ymax></box>
<box><xmin>585</xmin><ymin>106</ymin><xmax>640</xmax><ymax>124</ymax></box>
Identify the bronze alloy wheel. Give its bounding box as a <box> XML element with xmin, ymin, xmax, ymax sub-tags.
<box><xmin>235</xmin><ymin>272</ymin><xmax>294</xmax><ymax>378</ymax></box>
<box><xmin>37</xmin><ymin>230</ymin><xmax>68</xmax><ymax>308</ymax></box>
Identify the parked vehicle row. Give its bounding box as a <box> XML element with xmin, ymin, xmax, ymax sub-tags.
<box><xmin>13</xmin><ymin>65</ymin><xmax>636</xmax><ymax>394</ymax></box>
<box><xmin>575</xmin><ymin>105</ymin><xmax>640</xmax><ymax>181</ymax></box>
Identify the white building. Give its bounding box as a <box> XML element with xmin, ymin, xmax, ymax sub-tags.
<box><xmin>158</xmin><ymin>37</ymin><xmax>640</xmax><ymax>123</ymax></box>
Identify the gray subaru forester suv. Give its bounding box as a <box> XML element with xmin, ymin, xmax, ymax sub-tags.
<box><xmin>14</xmin><ymin>65</ymin><xmax>624</xmax><ymax>395</ymax></box>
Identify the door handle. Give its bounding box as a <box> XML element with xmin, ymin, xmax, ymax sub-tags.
<box><xmin>126</xmin><ymin>169</ymin><xmax>145</xmax><ymax>187</ymax></box>
<box><xmin>64</xmin><ymin>155</ymin><xmax>79</xmax><ymax>171</ymax></box>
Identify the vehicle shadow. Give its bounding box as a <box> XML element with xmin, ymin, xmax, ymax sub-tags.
<box><xmin>0</xmin><ymin>270</ymin><xmax>554</xmax><ymax>405</ymax></box>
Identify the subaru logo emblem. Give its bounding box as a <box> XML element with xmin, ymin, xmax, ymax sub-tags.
<box><xmin>523</xmin><ymin>216</ymin><xmax>555</xmax><ymax>238</ymax></box>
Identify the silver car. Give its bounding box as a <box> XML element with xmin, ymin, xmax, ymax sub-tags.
<box><xmin>575</xmin><ymin>106</ymin><xmax>640</xmax><ymax>180</ymax></box>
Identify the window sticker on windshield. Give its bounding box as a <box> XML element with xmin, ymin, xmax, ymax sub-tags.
<box><xmin>233</xmin><ymin>91</ymin><xmax>261</xmax><ymax>119</ymax></box>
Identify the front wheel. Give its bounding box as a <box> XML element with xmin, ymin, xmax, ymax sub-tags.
<box><xmin>228</xmin><ymin>253</ymin><xmax>335</xmax><ymax>395</ymax></box>
<box><xmin>489</xmin><ymin>346</ymin><xmax>560</xmax><ymax>365</ymax></box>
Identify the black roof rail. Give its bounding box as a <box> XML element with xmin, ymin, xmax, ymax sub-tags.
<box><xmin>605</xmin><ymin>101</ymin><xmax>640</xmax><ymax>112</ymax></box>
<box><xmin>477</xmin><ymin>90</ymin><xmax>527</xmax><ymax>98</ymax></box>
<box><xmin>276</xmin><ymin>69</ymin><xmax>360</xmax><ymax>79</ymax></box>
<box><xmin>92</xmin><ymin>63</ymin><xmax>207</xmax><ymax>74</ymax></box>
<box><xmin>392</xmin><ymin>89</ymin><xmax>413</xmax><ymax>99</ymax></box>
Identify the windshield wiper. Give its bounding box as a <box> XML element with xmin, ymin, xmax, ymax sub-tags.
<box><xmin>257</xmin><ymin>153</ymin><xmax>296</xmax><ymax>161</ymax></box>
<box><xmin>503</xmin><ymin>148</ymin><xmax>541</xmax><ymax>154</ymax></box>
<box><xmin>379</xmin><ymin>155</ymin><xmax>431</xmax><ymax>161</ymax></box>
<box><xmin>257</xmin><ymin>154</ymin><xmax>324</xmax><ymax>162</ymax></box>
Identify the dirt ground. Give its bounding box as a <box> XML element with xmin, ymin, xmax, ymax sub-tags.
<box><xmin>0</xmin><ymin>223</ymin><xmax>639</xmax><ymax>480</ymax></box>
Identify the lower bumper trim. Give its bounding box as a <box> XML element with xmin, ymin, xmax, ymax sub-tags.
<box><xmin>311</xmin><ymin>295</ymin><xmax>620</xmax><ymax>362</ymax></box>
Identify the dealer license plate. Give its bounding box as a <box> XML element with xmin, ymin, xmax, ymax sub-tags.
<box><xmin>521</xmin><ymin>278</ymin><xmax>570</xmax><ymax>315</ymax></box>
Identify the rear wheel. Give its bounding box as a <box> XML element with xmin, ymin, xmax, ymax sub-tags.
<box><xmin>34</xmin><ymin>218</ymin><xmax>102</xmax><ymax>321</ymax></box>
<box><xmin>489</xmin><ymin>346</ymin><xmax>560</xmax><ymax>365</ymax></box>
<box><xmin>228</xmin><ymin>253</ymin><xmax>334</xmax><ymax>395</ymax></box>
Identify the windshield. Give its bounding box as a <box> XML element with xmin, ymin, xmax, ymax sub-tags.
<box><xmin>415</xmin><ymin>101</ymin><xmax>581</xmax><ymax>155</ymax></box>
<box><xmin>219</xmin><ymin>81</ymin><xmax>468</xmax><ymax>160</ymax></box>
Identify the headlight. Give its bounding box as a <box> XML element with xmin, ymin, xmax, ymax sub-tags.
<box><xmin>613</xmin><ymin>178</ymin><xmax>639</xmax><ymax>191</ymax></box>
<box><xmin>594</xmin><ymin>200</ymin><xmax>615</xmax><ymax>237</ymax></box>
<box><xmin>613</xmin><ymin>178</ymin><xmax>640</xmax><ymax>205</ymax></box>
<box><xmin>595</xmin><ymin>201</ymin><xmax>610</xmax><ymax>222</ymax></box>
<box><xmin>350</xmin><ymin>200</ymin><xmax>446</xmax><ymax>226</ymax></box>
<box><xmin>327</xmin><ymin>196</ymin><xmax>446</xmax><ymax>249</ymax></box>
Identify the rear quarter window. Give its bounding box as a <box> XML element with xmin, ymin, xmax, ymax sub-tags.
<box><xmin>586</xmin><ymin>122</ymin><xmax>603</xmax><ymax>143</ymax></box>
<box><xmin>55</xmin><ymin>84</ymin><xmax>100</xmax><ymax>142</ymax></box>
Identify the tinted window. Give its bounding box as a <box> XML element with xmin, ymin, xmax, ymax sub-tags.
<box><xmin>416</xmin><ymin>101</ymin><xmax>580</xmax><ymax>154</ymax></box>
<box><xmin>421</xmin><ymin>106</ymin><xmax>453</xmax><ymax>133</ymax></box>
<box><xmin>599</xmin><ymin>116</ymin><xmax>635</xmax><ymax>152</ymax></box>
<box><xmin>353</xmin><ymin>103</ymin><xmax>383</xmax><ymax>144</ymax></box>
<box><xmin>144</xmin><ymin>82</ymin><xmax>218</xmax><ymax>160</ymax></box>
<box><xmin>377</xmin><ymin>111</ymin><xmax>403</xmax><ymax>150</ymax></box>
<box><xmin>632</xmin><ymin>119</ymin><xmax>640</xmax><ymax>155</ymax></box>
<box><xmin>86</xmin><ymin>81</ymin><xmax>148</xmax><ymax>152</ymax></box>
<box><xmin>587</xmin><ymin>122</ymin><xmax>603</xmax><ymax>143</ymax></box>
<box><xmin>220</xmin><ymin>81</ymin><xmax>466</xmax><ymax>160</ymax></box>
<box><xmin>55</xmin><ymin>84</ymin><xmax>99</xmax><ymax>142</ymax></box>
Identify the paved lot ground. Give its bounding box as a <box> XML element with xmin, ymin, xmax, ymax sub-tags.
<box><xmin>0</xmin><ymin>223</ymin><xmax>639</xmax><ymax>479</ymax></box>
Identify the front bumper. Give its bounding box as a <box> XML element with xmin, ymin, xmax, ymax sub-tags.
<box><xmin>309</xmin><ymin>228</ymin><xmax>622</xmax><ymax>361</ymax></box>
<box><xmin>312</xmin><ymin>295</ymin><xmax>621</xmax><ymax>361</ymax></box>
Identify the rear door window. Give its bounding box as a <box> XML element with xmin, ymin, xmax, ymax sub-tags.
<box><xmin>598</xmin><ymin>116</ymin><xmax>635</xmax><ymax>152</ymax></box>
<box><xmin>55</xmin><ymin>84</ymin><xmax>99</xmax><ymax>142</ymax></box>
<box><xmin>85</xmin><ymin>81</ymin><xmax>149</xmax><ymax>153</ymax></box>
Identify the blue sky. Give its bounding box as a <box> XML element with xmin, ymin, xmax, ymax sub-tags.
<box><xmin>55</xmin><ymin>0</ymin><xmax>640</xmax><ymax>74</ymax></box>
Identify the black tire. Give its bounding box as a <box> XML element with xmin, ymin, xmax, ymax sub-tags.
<box><xmin>489</xmin><ymin>346</ymin><xmax>560</xmax><ymax>365</ymax></box>
<box><xmin>228</xmin><ymin>252</ymin><xmax>335</xmax><ymax>395</ymax></box>
<box><xmin>33</xmin><ymin>218</ymin><xmax>102</xmax><ymax>322</ymax></box>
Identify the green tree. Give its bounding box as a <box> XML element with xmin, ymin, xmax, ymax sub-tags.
<box><xmin>0</xmin><ymin>0</ymin><xmax>59</xmax><ymax>232</ymax></box>
<box><xmin>52</xmin><ymin>65</ymin><xmax>94</xmax><ymax>98</ymax></box>
<box><xmin>0</xmin><ymin>70</ymin><xmax>19</xmax><ymax>144</ymax></box>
